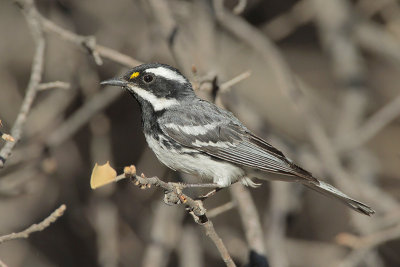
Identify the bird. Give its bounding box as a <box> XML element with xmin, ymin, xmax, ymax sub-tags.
<box><xmin>101</xmin><ymin>63</ymin><xmax>374</xmax><ymax>216</ymax></box>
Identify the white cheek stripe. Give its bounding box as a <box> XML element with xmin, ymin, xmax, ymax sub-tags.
<box><xmin>165</xmin><ymin>122</ymin><xmax>219</xmax><ymax>135</ymax></box>
<box><xmin>128</xmin><ymin>85</ymin><xmax>179</xmax><ymax>111</ymax></box>
<box><xmin>145</xmin><ymin>67</ymin><xmax>187</xmax><ymax>84</ymax></box>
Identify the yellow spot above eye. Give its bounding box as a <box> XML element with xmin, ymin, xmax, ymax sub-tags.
<box><xmin>130</xmin><ymin>72</ymin><xmax>140</xmax><ymax>79</ymax></box>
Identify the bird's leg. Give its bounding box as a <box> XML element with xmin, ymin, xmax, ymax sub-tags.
<box><xmin>178</xmin><ymin>183</ymin><xmax>220</xmax><ymax>188</ymax></box>
<box><xmin>168</xmin><ymin>183</ymin><xmax>222</xmax><ymax>200</ymax></box>
<box><xmin>195</xmin><ymin>187</ymin><xmax>223</xmax><ymax>201</ymax></box>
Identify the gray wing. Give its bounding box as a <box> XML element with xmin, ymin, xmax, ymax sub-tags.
<box><xmin>160</xmin><ymin>102</ymin><xmax>375</xmax><ymax>216</ymax></box>
<box><xmin>159</xmin><ymin>101</ymin><xmax>317</xmax><ymax>182</ymax></box>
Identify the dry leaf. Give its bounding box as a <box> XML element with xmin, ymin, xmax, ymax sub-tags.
<box><xmin>90</xmin><ymin>161</ymin><xmax>117</xmax><ymax>189</ymax></box>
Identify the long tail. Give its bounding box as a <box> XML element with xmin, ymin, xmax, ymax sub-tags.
<box><xmin>302</xmin><ymin>179</ymin><xmax>375</xmax><ymax>216</ymax></box>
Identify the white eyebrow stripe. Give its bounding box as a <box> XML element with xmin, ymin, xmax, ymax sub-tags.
<box><xmin>145</xmin><ymin>67</ymin><xmax>187</xmax><ymax>84</ymax></box>
<box><xmin>128</xmin><ymin>85</ymin><xmax>179</xmax><ymax>111</ymax></box>
<box><xmin>164</xmin><ymin>123</ymin><xmax>220</xmax><ymax>135</ymax></box>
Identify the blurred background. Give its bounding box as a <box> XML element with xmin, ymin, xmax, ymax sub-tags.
<box><xmin>1</xmin><ymin>0</ymin><xmax>400</xmax><ymax>266</ymax></box>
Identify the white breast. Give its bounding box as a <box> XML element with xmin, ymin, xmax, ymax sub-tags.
<box><xmin>145</xmin><ymin>135</ymin><xmax>246</xmax><ymax>187</ymax></box>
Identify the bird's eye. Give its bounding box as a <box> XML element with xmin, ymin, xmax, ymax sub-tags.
<box><xmin>143</xmin><ymin>74</ymin><xmax>154</xmax><ymax>83</ymax></box>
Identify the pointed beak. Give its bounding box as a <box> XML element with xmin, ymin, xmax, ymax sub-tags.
<box><xmin>100</xmin><ymin>78</ymin><xmax>127</xmax><ymax>87</ymax></box>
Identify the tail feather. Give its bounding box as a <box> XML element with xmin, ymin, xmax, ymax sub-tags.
<box><xmin>302</xmin><ymin>180</ymin><xmax>375</xmax><ymax>216</ymax></box>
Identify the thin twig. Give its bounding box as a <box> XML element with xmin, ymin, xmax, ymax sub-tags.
<box><xmin>33</xmin><ymin>5</ymin><xmax>142</xmax><ymax>67</ymax></box>
<box><xmin>337</xmin><ymin>223</ymin><xmax>400</xmax><ymax>267</ymax></box>
<box><xmin>230</xmin><ymin>183</ymin><xmax>266</xmax><ymax>258</ymax></box>
<box><xmin>3</xmin><ymin>2</ymin><xmax>147</xmax><ymax>152</ymax></box>
<box><xmin>208</xmin><ymin>201</ymin><xmax>236</xmax><ymax>218</ymax></box>
<box><xmin>123</xmin><ymin>167</ymin><xmax>236</xmax><ymax>267</ymax></box>
<box><xmin>264</xmin><ymin>182</ymin><xmax>291</xmax><ymax>267</ymax></box>
<box><xmin>46</xmin><ymin>88</ymin><xmax>123</xmax><ymax>147</ymax></box>
<box><xmin>219</xmin><ymin>71</ymin><xmax>251</xmax><ymax>92</ymax></box>
<box><xmin>215</xmin><ymin>70</ymin><xmax>252</xmax><ymax>107</ymax></box>
<box><xmin>355</xmin><ymin>20</ymin><xmax>400</xmax><ymax>68</ymax></box>
<box><xmin>356</xmin><ymin>0</ymin><xmax>393</xmax><ymax>17</ymax></box>
<box><xmin>37</xmin><ymin>81</ymin><xmax>70</xmax><ymax>91</ymax></box>
<box><xmin>312</xmin><ymin>0</ymin><xmax>369</xmax><ymax>146</ymax></box>
<box><xmin>179</xmin><ymin>226</ymin><xmax>204</xmax><ymax>267</ymax></box>
<box><xmin>142</xmin><ymin>202</ymin><xmax>184</xmax><ymax>267</ymax></box>
<box><xmin>0</xmin><ymin>0</ymin><xmax>45</xmax><ymax>168</ymax></box>
<box><xmin>262</xmin><ymin>0</ymin><xmax>313</xmax><ymax>41</ymax></box>
<box><xmin>338</xmin><ymin>224</ymin><xmax>400</xmax><ymax>250</ymax></box>
<box><xmin>337</xmin><ymin>93</ymin><xmax>400</xmax><ymax>151</ymax></box>
<box><xmin>203</xmin><ymin>221</ymin><xmax>236</xmax><ymax>267</ymax></box>
<box><xmin>233</xmin><ymin>0</ymin><xmax>247</xmax><ymax>15</ymax></box>
<box><xmin>0</xmin><ymin>204</ymin><xmax>66</xmax><ymax>244</ymax></box>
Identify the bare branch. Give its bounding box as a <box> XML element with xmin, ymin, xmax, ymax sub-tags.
<box><xmin>356</xmin><ymin>0</ymin><xmax>393</xmax><ymax>17</ymax></box>
<box><xmin>312</xmin><ymin>0</ymin><xmax>368</xmax><ymax>140</ymax></box>
<box><xmin>355</xmin><ymin>21</ymin><xmax>400</xmax><ymax>67</ymax></box>
<box><xmin>338</xmin><ymin>223</ymin><xmax>400</xmax><ymax>250</ymax></box>
<box><xmin>208</xmin><ymin>201</ymin><xmax>236</xmax><ymax>218</ymax></box>
<box><xmin>265</xmin><ymin>182</ymin><xmax>291</xmax><ymax>267</ymax></box>
<box><xmin>28</xmin><ymin>3</ymin><xmax>141</xmax><ymax>67</ymax></box>
<box><xmin>337</xmin><ymin>223</ymin><xmax>400</xmax><ymax>266</ymax></box>
<box><xmin>262</xmin><ymin>0</ymin><xmax>314</xmax><ymax>41</ymax></box>
<box><xmin>142</xmin><ymin>203</ymin><xmax>184</xmax><ymax>267</ymax></box>
<box><xmin>46</xmin><ymin>88</ymin><xmax>123</xmax><ymax>147</ymax></box>
<box><xmin>179</xmin><ymin>226</ymin><xmax>204</xmax><ymax>267</ymax></box>
<box><xmin>0</xmin><ymin>204</ymin><xmax>66</xmax><ymax>244</ymax></box>
<box><xmin>337</xmin><ymin>93</ymin><xmax>400</xmax><ymax>151</ymax></box>
<box><xmin>122</xmin><ymin>167</ymin><xmax>236</xmax><ymax>267</ymax></box>
<box><xmin>219</xmin><ymin>71</ymin><xmax>251</xmax><ymax>93</ymax></box>
<box><xmin>233</xmin><ymin>0</ymin><xmax>247</xmax><ymax>15</ymax></box>
<box><xmin>203</xmin><ymin>220</ymin><xmax>236</xmax><ymax>267</ymax></box>
<box><xmin>0</xmin><ymin>0</ymin><xmax>45</xmax><ymax>168</ymax></box>
<box><xmin>37</xmin><ymin>81</ymin><xmax>70</xmax><ymax>91</ymax></box>
<box><xmin>230</xmin><ymin>184</ymin><xmax>266</xmax><ymax>259</ymax></box>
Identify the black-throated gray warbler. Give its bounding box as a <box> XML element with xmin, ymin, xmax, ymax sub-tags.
<box><xmin>101</xmin><ymin>63</ymin><xmax>374</xmax><ymax>216</ymax></box>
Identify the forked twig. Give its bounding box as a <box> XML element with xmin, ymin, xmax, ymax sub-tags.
<box><xmin>123</xmin><ymin>166</ymin><xmax>236</xmax><ymax>267</ymax></box>
<box><xmin>0</xmin><ymin>0</ymin><xmax>45</xmax><ymax>168</ymax></box>
<box><xmin>0</xmin><ymin>204</ymin><xmax>66</xmax><ymax>244</ymax></box>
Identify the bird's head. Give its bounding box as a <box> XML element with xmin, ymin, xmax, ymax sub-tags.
<box><xmin>101</xmin><ymin>63</ymin><xmax>195</xmax><ymax>111</ymax></box>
